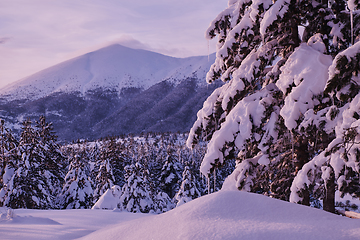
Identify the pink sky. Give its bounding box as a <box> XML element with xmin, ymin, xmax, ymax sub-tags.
<box><xmin>0</xmin><ymin>0</ymin><xmax>227</xmax><ymax>89</ymax></box>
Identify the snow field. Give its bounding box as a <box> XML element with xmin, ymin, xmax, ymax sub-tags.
<box><xmin>2</xmin><ymin>190</ymin><xmax>360</xmax><ymax>240</ymax></box>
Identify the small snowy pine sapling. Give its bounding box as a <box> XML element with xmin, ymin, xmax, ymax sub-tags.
<box><xmin>175</xmin><ymin>166</ymin><xmax>201</xmax><ymax>207</ymax></box>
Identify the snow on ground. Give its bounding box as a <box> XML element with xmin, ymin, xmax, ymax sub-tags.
<box><xmin>0</xmin><ymin>208</ymin><xmax>146</xmax><ymax>240</ymax></box>
<box><xmin>1</xmin><ymin>190</ymin><xmax>360</xmax><ymax>240</ymax></box>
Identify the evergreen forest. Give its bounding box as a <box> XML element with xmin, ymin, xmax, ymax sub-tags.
<box><xmin>0</xmin><ymin>116</ymin><xmax>234</xmax><ymax>212</ymax></box>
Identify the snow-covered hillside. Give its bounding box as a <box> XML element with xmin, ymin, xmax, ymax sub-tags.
<box><xmin>0</xmin><ymin>44</ymin><xmax>214</xmax><ymax>101</ymax></box>
<box><xmin>1</xmin><ymin>190</ymin><xmax>360</xmax><ymax>240</ymax></box>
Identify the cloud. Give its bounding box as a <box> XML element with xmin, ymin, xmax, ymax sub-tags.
<box><xmin>112</xmin><ymin>36</ymin><xmax>195</xmax><ymax>57</ymax></box>
<box><xmin>0</xmin><ymin>37</ymin><xmax>11</xmax><ymax>44</ymax></box>
<box><xmin>114</xmin><ymin>36</ymin><xmax>153</xmax><ymax>50</ymax></box>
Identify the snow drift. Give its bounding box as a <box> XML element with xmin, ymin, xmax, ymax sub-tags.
<box><xmin>81</xmin><ymin>190</ymin><xmax>360</xmax><ymax>240</ymax></box>
<box><xmin>92</xmin><ymin>186</ymin><xmax>122</xmax><ymax>210</ymax></box>
<box><xmin>0</xmin><ymin>209</ymin><xmax>61</xmax><ymax>225</ymax></box>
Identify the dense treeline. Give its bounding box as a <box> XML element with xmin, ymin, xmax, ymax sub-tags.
<box><xmin>0</xmin><ymin>116</ymin><xmax>235</xmax><ymax>212</ymax></box>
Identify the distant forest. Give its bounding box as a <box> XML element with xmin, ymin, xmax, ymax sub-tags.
<box><xmin>0</xmin><ymin>116</ymin><xmax>235</xmax><ymax>212</ymax></box>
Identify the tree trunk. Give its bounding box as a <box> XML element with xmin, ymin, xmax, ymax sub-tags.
<box><xmin>291</xmin><ymin>18</ymin><xmax>300</xmax><ymax>48</ymax></box>
<box><xmin>302</xmin><ymin>187</ymin><xmax>310</xmax><ymax>206</ymax></box>
<box><xmin>323</xmin><ymin>166</ymin><xmax>335</xmax><ymax>213</ymax></box>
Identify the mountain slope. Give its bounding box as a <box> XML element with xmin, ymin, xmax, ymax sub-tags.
<box><xmin>0</xmin><ymin>45</ymin><xmax>219</xmax><ymax>141</ymax></box>
<box><xmin>91</xmin><ymin>78</ymin><xmax>221</xmax><ymax>139</ymax></box>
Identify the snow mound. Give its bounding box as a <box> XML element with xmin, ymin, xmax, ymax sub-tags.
<box><xmin>0</xmin><ymin>209</ymin><xmax>61</xmax><ymax>225</ymax></box>
<box><xmin>80</xmin><ymin>190</ymin><xmax>360</xmax><ymax>240</ymax></box>
<box><xmin>92</xmin><ymin>185</ymin><xmax>121</xmax><ymax>210</ymax></box>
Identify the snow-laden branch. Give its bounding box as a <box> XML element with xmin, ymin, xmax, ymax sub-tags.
<box><xmin>200</xmin><ymin>84</ymin><xmax>279</xmax><ymax>176</ymax></box>
<box><xmin>276</xmin><ymin>38</ymin><xmax>333</xmax><ymax>130</ymax></box>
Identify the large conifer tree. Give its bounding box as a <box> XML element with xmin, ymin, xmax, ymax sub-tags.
<box><xmin>188</xmin><ymin>0</ymin><xmax>359</xmax><ymax>212</ymax></box>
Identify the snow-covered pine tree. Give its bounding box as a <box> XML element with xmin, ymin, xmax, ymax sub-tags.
<box><xmin>118</xmin><ymin>163</ymin><xmax>154</xmax><ymax>213</ymax></box>
<box><xmin>58</xmin><ymin>151</ymin><xmax>93</xmax><ymax>209</ymax></box>
<box><xmin>35</xmin><ymin>115</ymin><xmax>65</xmax><ymax>205</ymax></box>
<box><xmin>291</xmin><ymin>40</ymin><xmax>360</xmax><ymax>212</ymax></box>
<box><xmin>158</xmin><ymin>146</ymin><xmax>182</xmax><ymax>199</ymax></box>
<box><xmin>288</xmin><ymin>1</ymin><xmax>360</xmax><ymax>211</ymax></box>
<box><xmin>91</xmin><ymin>138</ymin><xmax>127</xmax><ymax>188</ymax></box>
<box><xmin>135</xmin><ymin>140</ymin><xmax>164</xmax><ymax>196</ymax></box>
<box><xmin>124</xmin><ymin>135</ymin><xmax>138</xmax><ymax>161</ymax></box>
<box><xmin>88</xmin><ymin>141</ymin><xmax>101</xmax><ymax>187</ymax></box>
<box><xmin>89</xmin><ymin>141</ymin><xmax>101</xmax><ymax>163</ymax></box>
<box><xmin>175</xmin><ymin>166</ymin><xmax>201</xmax><ymax>207</ymax></box>
<box><xmin>106</xmin><ymin>138</ymin><xmax>127</xmax><ymax>186</ymax></box>
<box><xmin>152</xmin><ymin>137</ymin><xmax>168</xmax><ymax>177</ymax></box>
<box><xmin>188</xmin><ymin>0</ymin><xmax>296</xmax><ymax>199</ymax></box>
<box><xmin>185</xmin><ymin>144</ymin><xmax>208</xmax><ymax>195</ymax></box>
<box><xmin>0</xmin><ymin>119</ymin><xmax>5</xmax><ymax>189</ymax></box>
<box><xmin>152</xmin><ymin>191</ymin><xmax>174</xmax><ymax>213</ymax></box>
<box><xmin>92</xmin><ymin>154</ymin><xmax>115</xmax><ymax>203</ymax></box>
<box><xmin>0</xmin><ymin>123</ymin><xmax>18</xmax><ymax>206</ymax></box>
<box><xmin>2</xmin><ymin>118</ymin><xmax>54</xmax><ymax>209</ymax></box>
<box><xmin>187</xmin><ymin>0</ymin><xmax>358</xmax><ymax>211</ymax></box>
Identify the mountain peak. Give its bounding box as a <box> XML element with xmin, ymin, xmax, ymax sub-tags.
<box><xmin>87</xmin><ymin>43</ymin><xmax>152</xmax><ymax>56</ymax></box>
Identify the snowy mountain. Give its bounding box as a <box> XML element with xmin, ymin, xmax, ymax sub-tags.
<box><xmin>0</xmin><ymin>44</ymin><xmax>213</xmax><ymax>101</ymax></box>
<box><xmin>0</xmin><ymin>44</ymin><xmax>220</xmax><ymax>141</ymax></box>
